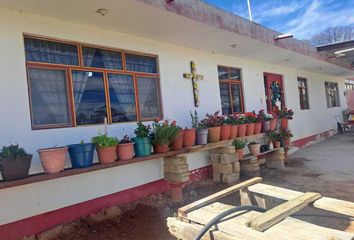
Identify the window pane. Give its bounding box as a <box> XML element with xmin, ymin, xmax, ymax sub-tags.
<box><xmin>229</xmin><ymin>68</ymin><xmax>241</xmax><ymax>81</ymax></box>
<box><xmin>137</xmin><ymin>77</ymin><xmax>160</xmax><ymax>118</ymax></box>
<box><xmin>219</xmin><ymin>83</ymin><xmax>232</xmax><ymax>114</ymax></box>
<box><xmin>28</xmin><ymin>68</ymin><xmax>70</xmax><ymax>126</ymax></box>
<box><xmin>82</xmin><ymin>47</ymin><xmax>122</xmax><ymax>70</ymax></box>
<box><xmin>125</xmin><ymin>53</ymin><xmax>157</xmax><ymax>73</ymax></box>
<box><xmin>108</xmin><ymin>74</ymin><xmax>137</xmax><ymax>122</ymax></box>
<box><xmin>218</xmin><ymin>66</ymin><xmax>228</xmax><ymax>80</ymax></box>
<box><xmin>325</xmin><ymin>82</ymin><xmax>340</xmax><ymax>108</ymax></box>
<box><xmin>24</xmin><ymin>38</ymin><xmax>78</xmax><ymax>65</ymax></box>
<box><xmin>72</xmin><ymin>71</ymin><xmax>107</xmax><ymax>125</ymax></box>
<box><xmin>231</xmin><ymin>84</ymin><xmax>242</xmax><ymax>112</ymax></box>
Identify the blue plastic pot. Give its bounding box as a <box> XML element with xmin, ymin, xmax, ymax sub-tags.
<box><xmin>133</xmin><ymin>137</ymin><xmax>152</xmax><ymax>157</ymax></box>
<box><xmin>68</xmin><ymin>143</ymin><xmax>95</xmax><ymax>168</ymax></box>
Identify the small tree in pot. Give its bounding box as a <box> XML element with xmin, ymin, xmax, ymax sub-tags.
<box><xmin>133</xmin><ymin>122</ymin><xmax>152</xmax><ymax>157</ymax></box>
<box><xmin>268</xmin><ymin>130</ymin><xmax>281</xmax><ymax>148</ymax></box>
<box><xmin>151</xmin><ymin>120</ymin><xmax>179</xmax><ymax>153</ymax></box>
<box><xmin>116</xmin><ymin>135</ymin><xmax>134</xmax><ymax>161</ymax></box>
<box><xmin>248</xmin><ymin>142</ymin><xmax>261</xmax><ymax>156</ymax></box>
<box><xmin>191</xmin><ymin>110</ymin><xmax>208</xmax><ymax>145</ymax></box>
<box><xmin>232</xmin><ymin>139</ymin><xmax>247</xmax><ymax>160</ymax></box>
<box><xmin>0</xmin><ymin>144</ymin><xmax>32</xmax><ymax>180</ymax></box>
<box><xmin>91</xmin><ymin>133</ymin><xmax>118</xmax><ymax>164</ymax></box>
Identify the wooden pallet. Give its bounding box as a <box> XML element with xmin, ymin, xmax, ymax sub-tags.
<box><xmin>168</xmin><ymin>177</ymin><xmax>354</xmax><ymax>240</ymax></box>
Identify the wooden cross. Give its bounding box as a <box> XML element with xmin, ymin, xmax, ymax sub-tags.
<box><xmin>183</xmin><ymin>61</ymin><xmax>204</xmax><ymax>107</ymax></box>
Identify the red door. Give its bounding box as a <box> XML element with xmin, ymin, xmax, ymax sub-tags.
<box><xmin>264</xmin><ymin>73</ymin><xmax>285</xmax><ymax>113</ymax></box>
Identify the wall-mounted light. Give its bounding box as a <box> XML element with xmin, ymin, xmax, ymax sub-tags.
<box><xmin>97</xmin><ymin>8</ymin><xmax>108</xmax><ymax>16</ymax></box>
<box><xmin>274</xmin><ymin>34</ymin><xmax>293</xmax><ymax>41</ymax></box>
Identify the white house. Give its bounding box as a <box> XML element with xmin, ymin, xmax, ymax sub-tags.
<box><xmin>0</xmin><ymin>0</ymin><xmax>353</xmax><ymax>239</ymax></box>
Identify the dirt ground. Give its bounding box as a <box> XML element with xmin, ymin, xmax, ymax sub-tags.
<box><xmin>42</xmin><ymin>133</ymin><xmax>354</xmax><ymax>240</ymax></box>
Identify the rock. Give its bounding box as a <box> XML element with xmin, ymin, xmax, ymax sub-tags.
<box><xmin>36</xmin><ymin>225</ymin><xmax>63</xmax><ymax>240</ymax></box>
<box><xmin>82</xmin><ymin>210</ymin><xmax>106</xmax><ymax>226</ymax></box>
<box><xmin>105</xmin><ymin>206</ymin><xmax>122</xmax><ymax>219</ymax></box>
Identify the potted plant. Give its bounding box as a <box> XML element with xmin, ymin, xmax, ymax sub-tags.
<box><xmin>133</xmin><ymin>122</ymin><xmax>152</xmax><ymax>157</ymax></box>
<box><xmin>232</xmin><ymin>139</ymin><xmax>247</xmax><ymax>161</ymax></box>
<box><xmin>227</xmin><ymin>115</ymin><xmax>239</xmax><ymax>139</ymax></box>
<box><xmin>0</xmin><ymin>144</ymin><xmax>32</xmax><ymax>180</ymax></box>
<box><xmin>91</xmin><ymin>133</ymin><xmax>118</xmax><ymax>164</ymax></box>
<box><xmin>280</xmin><ymin>129</ymin><xmax>293</xmax><ymax>147</ymax></box>
<box><xmin>172</xmin><ymin>126</ymin><xmax>184</xmax><ymax>150</ymax></box>
<box><xmin>191</xmin><ymin>110</ymin><xmax>208</xmax><ymax>145</ymax></box>
<box><xmin>116</xmin><ymin>135</ymin><xmax>134</xmax><ymax>160</ymax></box>
<box><xmin>270</xmin><ymin>113</ymin><xmax>278</xmax><ymax>131</ymax></box>
<box><xmin>38</xmin><ymin>146</ymin><xmax>68</xmax><ymax>173</ymax></box>
<box><xmin>245</xmin><ymin>112</ymin><xmax>257</xmax><ymax>136</ymax></box>
<box><xmin>236</xmin><ymin>115</ymin><xmax>247</xmax><ymax>137</ymax></box>
<box><xmin>68</xmin><ymin>141</ymin><xmax>95</xmax><ymax>168</ymax></box>
<box><xmin>276</xmin><ymin>108</ymin><xmax>294</xmax><ymax>130</ymax></box>
<box><xmin>248</xmin><ymin>142</ymin><xmax>261</xmax><ymax>156</ymax></box>
<box><xmin>257</xmin><ymin>110</ymin><xmax>273</xmax><ymax>133</ymax></box>
<box><xmin>201</xmin><ymin>111</ymin><xmax>223</xmax><ymax>143</ymax></box>
<box><xmin>183</xmin><ymin>127</ymin><xmax>196</xmax><ymax>147</ymax></box>
<box><xmin>151</xmin><ymin>120</ymin><xmax>179</xmax><ymax>153</ymax></box>
<box><xmin>220</xmin><ymin>115</ymin><xmax>231</xmax><ymax>140</ymax></box>
<box><xmin>268</xmin><ymin>130</ymin><xmax>281</xmax><ymax>148</ymax></box>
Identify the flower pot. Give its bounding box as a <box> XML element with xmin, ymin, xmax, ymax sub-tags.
<box><xmin>196</xmin><ymin>128</ymin><xmax>208</xmax><ymax>145</ymax></box>
<box><xmin>281</xmin><ymin>118</ymin><xmax>289</xmax><ymax>130</ymax></box>
<box><xmin>254</xmin><ymin>122</ymin><xmax>262</xmax><ymax>134</ymax></box>
<box><xmin>208</xmin><ymin>126</ymin><xmax>221</xmax><ymax>143</ymax></box>
<box><xmin>262</xmin><ymin>121</ymin><xmax>270</xmax><ymax>132</ymax></box>
<box><xmin>273</xmin><ymin>141</ymin><xmax>281</xmax><ymax>148</ymax></box>
<box><xmin>284</xmin><ymin>138</ymin><xmax>291</xmax><ymax>147</ymax></box>
<box><xmin>172</xmin><ymin>130</ymin><xmax>184</xmax><ymax>150</ymax></box>
<box><xmin>246</xmin><ymin>123</ymin><xmax>255</xmax><ymax>136</ymax></box>
<box><xmin>260</xmin><ymin>144</ymin><xmax>270</xmax><ymax>153</ymax></box>
<box><xmin>248</xmin><ymin>143</ymin><xmax>261</xmax><ymax>156</ymax></box>
<box><xmin>133</xmin><ymin>137</ymin><xmax>152</xmax><ymax>157</ymax></box>
<box><xmin>116</xmin><ymin>142</ymin><xmax>134</xmax><ymax>161</ymax></box>
<box><xmin>220</xmin><ymin>125</ymin><xmax>231</xmax><ymax>140</ymax></box>
<box><xmin>230</xmin><ymin>125</ymin><xmax>238</xmax><ymax>139</ymax></box>
<box><xmin>153</xmin><ymin>144</ymin><xmax>169</xmax><ymax>154</ymax></box>
<box><xmin>0</xmin><ymin>155</ymin><xmax>32</xmax><ymax>181</ymax></box>
<box><xmin>269</xmin><ymin>119</ymin><xmax>277</xmax><ymax>131</ymax></box>
<box><xmin>38</xmin><ymin>147</ymin><xmax>67</xmax><ymax>173</ymax></box>
<box><xmin>237</xmin><ymin>124</ymin><xmax>246</xmax><ymax>137</ymax></box>
<box><xmin>68</xmin><ymin>143</ymin><xmax>94</xmax><ymax>168</ymax></box>
<box><xmin>97</xmin><ymin>146</ymin><xmax>117</xmax><ymax>164</ymax></box>
<box><xmin>236</xmin><ymin>149</ymin><xmax>244</xmax><ymax>161</ymax></box>
<box><xmin>183</xmin><ymin>128</ymin><xmax>196</xmax><ymax>147</ymax></box>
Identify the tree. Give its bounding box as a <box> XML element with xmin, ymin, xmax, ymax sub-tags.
<box><xmin>310</xmin><ymin>24</ymin><xmax>354</xmax><ymax>46</ymax></box>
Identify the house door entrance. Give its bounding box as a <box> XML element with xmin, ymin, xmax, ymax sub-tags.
<box><xmin>264</xmin><ymin>72</ymin><xmax>285</xmax><ymax>113</ymax></box>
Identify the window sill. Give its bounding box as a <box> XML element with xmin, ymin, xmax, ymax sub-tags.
<box><xmin>0</xmin><ymin>133</ymin><xmax>266</xmax><ymax>190</ymax></box>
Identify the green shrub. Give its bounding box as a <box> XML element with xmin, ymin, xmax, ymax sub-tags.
<box><xmin>232</xmin><ymin>139</ymin><xmax>247</xmax><ymax>150</ymax></box>
<box><xmin>0</xmin><ymin>144</ymin><xmax>30</xmax><ymax>159</ymax></box>
<box><xmin>91</xmin><ymin>133</ymin><xmax>118</xmax><ymax>148</ymax></box>
<box><xmin>134</xmin><ymin>122</ymin><xmax>151</xmax><ymax>138</ymax></box>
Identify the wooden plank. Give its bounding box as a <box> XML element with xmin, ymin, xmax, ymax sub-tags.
<box><xmin>248</xmin><ymin>183</ymin><xmax>354</xmax><ymax>217</ymax></box>
<box><xmin>167</xmin><ymin>217</ymin><xmax>241</xmax><ymax>240</ymax></box>
<box><xmin>247</xmin><ymin>192</ymin><xmax>322</xmax><ymax>232</ymax></box>
<box><xmin>186</xmin><ymin>202</ymin><xmax>354</xmax><ymax>240</ymax></box>
<box><xmin>178</xmin><ymin>177</ymin><xmax>263</xmax><ymax>217</ymax></box>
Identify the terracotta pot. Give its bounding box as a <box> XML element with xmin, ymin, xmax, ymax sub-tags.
<box><xmin>220</xmin><ymin>125</ymin><xmax>231</xmax><ymax>140</ymax></box>
<box><xmin>262</xmin><ymin>121</ymin><xmax>270</xmax><ymax>132</ymax></box>
<box><xmin>97</xmin><ymin>146</ymin><xmax>117</xmax><ymax>164</ymax></box>
<box><xmin>284</xmin><ymin>138</ymin><xmax>291</xmax><ymax>147</ymax></box>
<box><xmin>230</xmin><ymin>125</ymin><xmax>238</xmax><ymax>139</ymax></box>
<box><xmin>116</xmin><ymin>143</ymin><xmax>134</xmax><ymax>161</ymax></box>
<box><xmin>254</xmin><ymin>122</ymin><xmax>262</xmax><ymax>134</ymax></box>
<box><xmin>246</xmin><ymin>123</ymin><xmax>255</xmax><ymax>136</ymax></box>
<box><xmin>248</xmin><ymin>143</ymin><xmax>261</xmax><ymax>156</ymax></box>
<box><xmin>281</xmin><ymin>118</ymin><xmax>289</xmax><ymax>130</ymax></box>
<box><xmin>237</xmin><ymin>124</ymin><xmax>247</xmax><ymax>137</ymax></box>
<box><xmin>38</xmin><ymin>147</ymin><xmax>68</xmax><ymax>173</ymax></box>
<box><xmin>196</xmin><ymin>128</ymin><xmax>208</xmax><ymax>145</ymax></box>
<box><xmin>172</xmin><ymin>130</ymin><xmax>184</xmax><ymax>150</ymax></box>
<box><xmin>236</xmin><ymin>149</ymin><xmax>244</xmax><ymax>161</ymax></box>
<box><xmin>153</xmin><ymin>144</ymin><xmax>169</xmax><ymax>154</ymax></box>
<box><xmin>183</xmin><ymin>128</ymin><xmax>196</xmax><ymax>147</ymax></box>
<box><xmin>269</xmin><ymin>119</ymin><xmax>277</xmax><ymax>131</ymax></box>
<box><xmin>208</xmin><ymin>126</ymin><xmax>221</xmax><ymax>143</ymax></box>
<box><xmin>273</xmin><ymin>141</ymin><xmax>281</xmax><ymax>148</ymax></box>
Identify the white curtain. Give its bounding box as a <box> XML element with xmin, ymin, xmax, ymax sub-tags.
<box><xmin>126</xmin><ymin>54</ymin><xmax>156</xmax><ymax>73</ymax></box>
<box><xmin>137</xmin><ymin>77</ymin><xmax>159</xmax><ymax>118</ymax></box>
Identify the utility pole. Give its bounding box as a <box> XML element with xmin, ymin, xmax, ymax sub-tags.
<box><xmin>247</xmin><ymin>0</ymin><xmax>253</xmax><ymax>21</ymax></box>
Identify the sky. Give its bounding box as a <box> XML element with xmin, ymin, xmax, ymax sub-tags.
<box><xmin>203</xmin><ymin>0</ymin><xmax>354</xmax><ymax>40</ymax></box>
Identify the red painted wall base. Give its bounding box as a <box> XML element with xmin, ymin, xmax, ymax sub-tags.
<box><xmin>292</xmin><ymin>129</ymin><xmax>334</xmax><ymax>148</ymax></box>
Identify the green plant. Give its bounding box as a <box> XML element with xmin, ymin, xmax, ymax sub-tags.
<box><xmin>275</xmin><ymin>108</ymin><xmax>294</xmax><ymax>120</ymax></box>
<box><xmin>151</xmin><ymin>120</ymin><xmax>179</xmax><ymax>145</ymax></box>
<box><xmin>244</xmin><ymin>112</ymin><xmax>258</xmax><ymax>123</ymax></box>
<box><xmin>91</xmin><ymin>133</ymin><xmax>119</xmax><ymax>148</ymax></box>
<box><xmin>201</xmin><ymin>111</ymin><xmax>224</xmax><ymax>127</ymax></box>
<box><xmin>0</xmin><ymin>144</ymin><xmax>30</xmax><ymax>159</ymax></box>
<box><xmin>279</xmin><ymin>129</ymin><xmax>293</xmax><ymax>140</ymax></box>
<box><xmin>134</xmin><ymin>122</ymin><xmax>151</xmax><ymax>138</ymax></box>
<box><xmin>232</xmin><ymin>139</ymin><xmax>247</xmax><ymax>149</ymax></box>
<box><xmin>190</xmin><ymin>110</ymin><xmax>207</xmax><ymax>129</ymax></box>
<box><xmin>268</xmin><ymin>130</ymin><xmax>281</xmax><ymax>142</ymax></box>
<box><xmin>120</xmin><ymin>135</ymin><xmax>133</xmax><ymax>144</ymax></box>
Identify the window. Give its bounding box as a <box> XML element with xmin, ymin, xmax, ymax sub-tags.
<box><xmin>345</xmin><ymin>83</ymin><xmax>354</xmax><ymax>90</ymax></box>
<box><xmin>24</xmin><ymin>36</ymin><xmax>162</xmax><ymax>129</ymax></box>
<box><xmin>325</xmin><ymin>82</ymin><xmax>340</xmax><ymax>108</ymax></box>
<box><xmin>218</xmin><ymin>66</ymin><xmax>244</xmax><ymax>114</ymax></box>
<box><xmin>297</xmin><ymin>77</ymin><xmax>309</xmax><ymax>110</ymax></box>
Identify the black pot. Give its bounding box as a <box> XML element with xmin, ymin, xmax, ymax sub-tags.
<box><xmin>0</xmin><ymin>155</ymin><xmax>32</xmax><ymax>181</ymax></box>
<box><xmin>260</xmin><ymin>144</ymin><xmax>270</xmax><ymax>153</ymax></box>
<box><xmin>280</xmin><ymin>139</ymin><xmax>285</xmax><ymax>147</ymax></box>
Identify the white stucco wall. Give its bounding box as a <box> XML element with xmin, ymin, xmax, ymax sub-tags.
<box><xmin>0</xmin><ymin>8</ymin><xmax>347</xmax><ymax>224</ymax></box>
